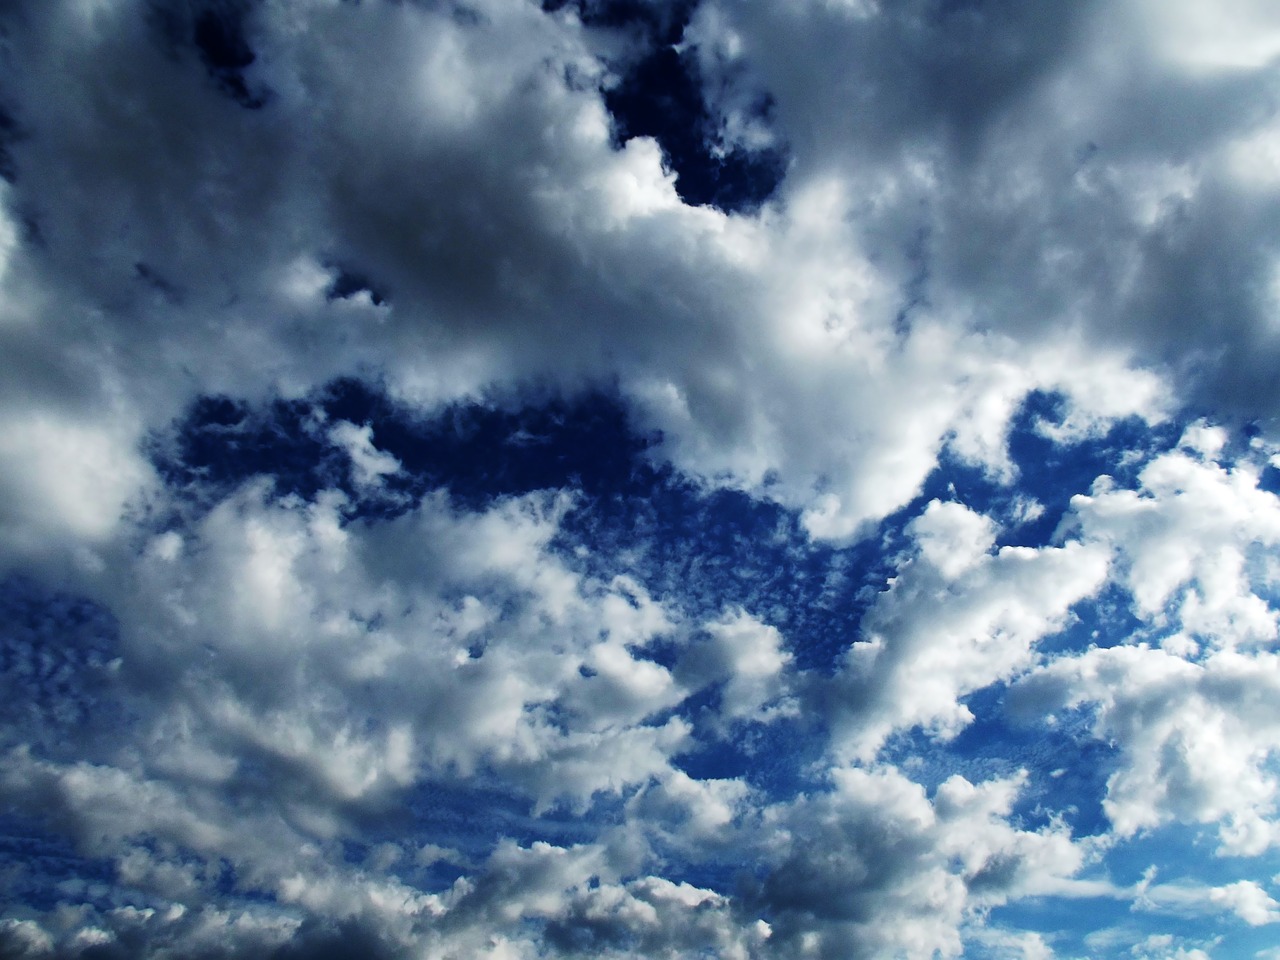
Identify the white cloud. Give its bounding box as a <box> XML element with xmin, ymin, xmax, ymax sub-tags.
<box><xmin>963</xmin><ymin>926</ymin><xmax>1056</xmax><ymax>960</ymax></box>
<box><xmin>0</xmin><ymin>465</ymin><xmax>1129</xmax><ymax>957</ymax></box>
<box><xmin>751</xmin><ymin>765</ymin><xmax>1091</xmax><ymax>959</ymax></box>
<box><xmin>1006</xmin><ymin>440</ymin><xmax>1280</xmax><ymax>853</ymax></box>
<box><xmin>1134</xmin><ymin>941</ymin><xmax>1213</xmax><ymax>960</ymax></box>
<box><xmin>106</xmin><ymin>483</ymin><xmax>706</xmax><ymax>807</ymax></box>
<box><xmin>1016</xmin><ymin>643</ymin><xmax>1280</xmax><ymax>855</ymax></box>
<box><xmin>328</xmin><ymin>420</ymin><xmax>401</xmax><ymax>490</ymax></box>
<box><xmin>1179</xmin><ymin>420</ymin><xmax>1229</xmax><ymax>460</ymax></box>
<box><xmin>1128</xmin><ymin>0</ymin><xmax>1280</xmax><ymax>72</ymax></box>
<box><xmin>1067</xmin><ymin>443</ymin><xmax>1280</xmax><ymax>646</ymax></box>
<box><xmin>691</xmin><ymin>0</ymin><xmax>1280</xmax><ymax>427</ymax></box>
<box><xmin>1137</xmin><ymin>876</ymin><xmax>1280</xmax><ymax>927</ymax></box>
<box><xmin>2</xmin><ymin>0</ymin><xmax>1280</xmax><ymax>955</ymax></box>
<box><xmin>0</xmin><ymin>408</ymin><xmax>156</xmax><ymax>567</ymax></box>
<box><xmin>0</xmin><ymin>918</ymin><xmax>55</xmax><ymax>958</ymax></box>
<box><xmin>1209</xmin><ymin>881</ymin><xmax>1280</xmax><ymax>926</ymax></box>
<box><xmin>0</xmin><ymin>482</ymin><xmax>699</xmax><ymax>938</ymax></box>
<box><xmin>907</xmin><ymin>499</ymin><xmax>997</xmax><ymax>581</ymax></box>
<box><xmin>675</xmin><ymin>608</ymin><xmax>797</xmax><ymax>727</ymax></box>
<box><xmin>828</xmin><ymin>523</ymin><xmax>1109</xmax><ymax>761</ymax></box>
<box><xmin>627</xmin><ymin>768</ymin><xmax>752</xmax><ymax>850</ymax></box>
<box><xmin>0</xmin><ymin>0</ymin><xmax>1190</xmax><ymax>566</ymax></box>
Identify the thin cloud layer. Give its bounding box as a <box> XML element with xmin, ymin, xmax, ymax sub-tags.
<box><xmin>2</xmin><ymin>0</ymin><xmax>1280</xmax><ymax>957</ymax></box>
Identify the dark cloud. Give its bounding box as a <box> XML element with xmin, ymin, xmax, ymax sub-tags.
<box><xmin>268</xmin><ymin>919</ymin><xmax>407</xmax><ymax>960</ymax></box>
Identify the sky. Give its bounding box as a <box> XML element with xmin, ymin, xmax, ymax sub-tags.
<box><xmin>2</xmin><ymin>0</ymin><xmax>1280</xmax><ymax>957</ymax></box>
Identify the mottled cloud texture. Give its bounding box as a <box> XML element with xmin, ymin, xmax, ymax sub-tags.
<box><xmin>2</xmin><ymin>1</ymin><xmax>1280</xmax><ymax>957</ymax></box>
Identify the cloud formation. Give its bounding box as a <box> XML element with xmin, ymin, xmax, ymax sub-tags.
<box><xmin>1</xmin><ymin>0</ymin><xmax>1280</xmax><ymax>957</ymax></box>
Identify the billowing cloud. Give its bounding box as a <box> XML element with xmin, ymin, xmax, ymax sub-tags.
<box><xmin>746</xmin><ymin>766</ymin><xmax>1091</xmax><ymax>959</ymax></box>
<box><xmin>2</xmin><ymin>0</ymin><xmax>1280</xmax><ymax>956</ymax></box>
<box><xmin>1012</xmin><ymin>436</ymin><xmax>1280</xmax><ymax>855</ymax></box>
<box><xmin>827</xmin><ymin>500</ymin><xmax>1110</xmax><ymax>761</ymax></box>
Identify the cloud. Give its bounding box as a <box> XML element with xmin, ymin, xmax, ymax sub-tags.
<box><xmin>1</xmin><ymin>0</ymin><xmax>1279</xmax><ymax>956</ymax></box>
<box><xmin>94</xmin><ymin>481</ymin><xmax>709</xmax><ymax>810</ymax></box>
<box><xmin>907</xmin><ymin>498</ymin><xmax>998</xmax><ymax>581</ymax></box>
<box><xmin>747</xmin><ymin>765</ymin><xmax>1089</xmax><ymax>959</ymax></box>
<box><xmin>689</xmin><ymin>0</ymin><xmax>1280</xmax><ymax>423</ymax></box>
<box><xmin>0</xmin><ymin>0</ymin><xmax>1181</xmax><ymax>564</ymax></box>
<box><xmin>0</xmin><ymin>482</ymin><xmax>693</xmax><ymax>948</ymax></box>
<box><xmin>1013</xmin><ymin>642</ymin><xmax>1280</xmax><ymax>854</ymax></box>
<box><xmin>826</xmin><ymin>502</ymin><xmax>1109</xmax><ymax>760</ymax></box>
<box><xmin>0</xmin><ymin>403</ymin><xmax>157</xmax><ymax>568</ymax></box>
<box><xmin>0</xmin><ymin>458</ymin><xmax>1125</xmax><ymax>958</ymax></box>
<box><xmin>675</xmin><ymin>608</ymin><xmax>797</xmax><ymax>728</ymax></box>
<box><xmin>1064</xmin><ymin>428</ymin><xmax>1280</xmax><ymax>646</ymax></box>
<box><xmin>1012</xmin><ymin>437</ymin><xmax>1280</xmax><ymax>853</ymax></box>
<box><xmin>1127</xmin><ymin>935</ymin><xmax>1216</xmax><ymax>960</ymax></box>
<box><xmin>1137</xmin><ymin>876</ymin><xmax>1280</xmax><ymax>926</ymax></box>
<box><xmin>325</xmin><ymin>421</ymin><xmax>401</xmax><ymax>492</ymax></box>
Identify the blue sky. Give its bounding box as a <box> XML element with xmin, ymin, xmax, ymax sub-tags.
<box><xmin>3</xmin><ymin>1</ymin><xmax>1280</xmax><ymax>957</ymax></box>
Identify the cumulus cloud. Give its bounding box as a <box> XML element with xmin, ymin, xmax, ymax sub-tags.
<box><xmin>98</xmin><ymin>483</ymin><xmax>711</xmax><ymax>810</ymax></box>
<box><xmin>675</xmin><ymin>608</ymin><xmax>797</xmax><ymax>728</ymax></box>
<box><xmin>1012</xmin><ymin>439</ymin><xmax>1280</xmax><ymax>854</ymax></box>
<box><xmin>2</xmin><ymin>0</ymin><xmax>1280</xmax><ymax>956</ymax></box>
<box><xmin>0</xmin><ymin>0</ymin><xmax>1182</xmax><ymax>560</ymax></box>
<box><xmin>827</xmin><ymin>501</ymin><xmax>1109</xmax><ymax>760</ymax></box>
<box><xmin>1137</xmin><ymin>876</ymin><xmax>1280</xmax><ymax>926</ymax></box>
<box><xmin>326</xmin><ymin>421</ymin><xmax>401</xmax><ymax>491</ymax></box>
<box><xmin>688</xmin><ymin>0</ymin><xmax>1280</xmax><ymax>421</ymax></box>
<box><xmin>747</xmin><ymin>765</ymin><xmax>1091</xmax><ymax>959</ymax></box>
<box><xmin>1013</xmin><ymin>642</ymin><xmax>1280</xmax><ymax>855</ymax></box>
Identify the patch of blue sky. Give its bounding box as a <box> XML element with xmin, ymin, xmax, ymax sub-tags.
<box><xmin>983</xmin><ymin>898</ymin><xmax>1156</xmax><ymax>960</ymax></box>
<box><xmin>586</xmin><ymin>0</ymin><xmax>788</xmax><ymax>214</ymax></box>
<box><xmin>1260</xmin><ymin>458</ymin><xmax>1280</xmax><ymax>497</ymax></box>
<box><xmin>1222</xmin><ymin>924</ymin><xmax>1280</xmax><ymax>960</ymax></box>
<box><xmin>1003</xmin><ymin>825</ymin><xmax>1280</xmax><ymax>956</ymax></box>
<box><xmin>153</xmin><ymin>384</ymin><xmax>900</xmax><ymax>676</ymax></box>
<box><xmin>1037</xmin><ymin>583</ymin><xmax>1148</xmax><ymax>658</ymax></box>
<box><xmin>957</xmin><ymin>693</ymin><xmax>1111</xmax><ymax>832</ymax></box>
<box><xmin>998</xmin><ymin>391</ymin><xmax>1184</xmax><ymax>547</ymax></box>
<box><xmin>873</xmin><ymin>689</ymin><xmax>1115</xmax><ymax>840</ymax></box>
<box><xmin>399</xmin><ymin>777</ymin><xmax>620</xmax><ymax>862</ymax></box>
<box><xmin>0</xmin><ymin>576</ymin><xmax>123</xmax><ymax>753</ymax></box>
<box><xmin>992</xmin><ymin>889</ymin><xmax>1271</xmax><ymax>960</ymax></box>
<box><xmin>1246</xmin><ymin>537</ymin><xmax>1280</xmax><ymax>613</ymax></box>
<box><xmin>0</xmin><ymin>815</ymin><xmax>118</xmax><ymax>913</ymax></box>
<box><xmin>555</xmin><ymin>479</ymin><xmax>893</xmax><ymax>675</ymax></box>
<box><xmin>675</xmin><ymin>709</ymin><xmax>824</xmax><ymax>793</ymax></box>
<box><xmin>1054</xmin><ymin>821</ymin><xmax>1280</xmax><ymax>958</ymax></box>
<box><xmin>152</xmin><ymin>381</ymin><xmax>653</xmax><ymax>516</ymax></box>
<box><xmin>1103</xmin><ymin>820</ymin><xmax>1280</xmax><ymax>892</ymax></box>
